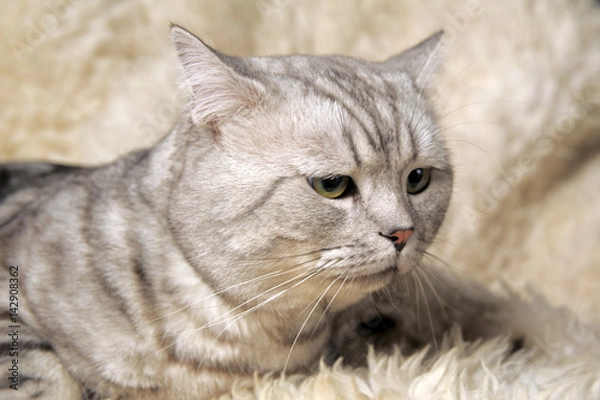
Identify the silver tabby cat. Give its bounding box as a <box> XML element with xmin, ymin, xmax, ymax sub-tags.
<box><xmin>0</xmin><ymin>26</ymin><xmax>458</xmax><ymax>399</ymax></box>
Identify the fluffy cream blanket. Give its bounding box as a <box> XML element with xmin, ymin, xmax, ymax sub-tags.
<box><xmin>1</xmin><ymin>0</ymin><xmax>599</xmax><ymax>398</ymax></box>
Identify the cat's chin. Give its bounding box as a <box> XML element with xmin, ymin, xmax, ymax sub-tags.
<box><xmin>319</xmin><ymin>265</ymin><xmax>399</xmax><ymax>311</ymax></box>
<box><xmin>343</xmin><ymin>265</ymin><xmax>398</xmax><ymax>292</ymax></box>
<box><xmin>352</xmin><ymin>264</ymin><xmax>397</xmax><ymax>280</ymax></box>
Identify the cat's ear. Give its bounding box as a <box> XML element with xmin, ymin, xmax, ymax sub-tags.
<box><xmin>384</xmin><ymin>31</ymin><xmax>445</xmax><ymax>90</ymax></box>
<box><xmin>171</xmin><ymin>25</ymin><xmax>264</xmax><ymax>127</ymax></box>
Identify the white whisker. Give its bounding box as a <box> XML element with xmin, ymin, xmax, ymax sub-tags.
<box><xmin>197</xmin><ymin>268</ymin><xmax>324</xmax><ymax>369</ymax></box>
<box><xmin>283</xmin><ymin>273</ymin><xmax>342</xmax><ymax>375</ymax></box>
<box><xmin>438</xmin><ymin>99</ymin><xmax>543</xmax><ymax>122</ymax></box>
<box><xmin>439</xmin><ymin>120</ymin><xmax>525</xmax><ymax>132</ymax></box>
<box><xmin>151</xmin><ymin>266</ymin><xmax>319</xmax><ymax>360</ymax></box>
<box><xmin>412</xmin><ymin>268</ymin><xmax>438</xmax><ymax>351</ymax></box>
<box><xmin>150</xmin><ymin>257</ymin><xmax>320</xmax><ymax>322</ymax></box>
<box><xmin>309</xmin><ymin>275</ymin><xmax>348</xmax><ymax>341</ymax></box>
<box><xmin>415</xmin><ymin>264</ymin><xmax>448</xmax><ymax>321</ymax></box>
<box><xmin>255</xmin><ymin>246</ymin><xmax>347</xmax><ymax>262</ymax></box>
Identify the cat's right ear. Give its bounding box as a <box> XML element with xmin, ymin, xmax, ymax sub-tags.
<box><xmin>171</xmin><ymin>25</ymin><xmax>265</xmax><ymax>129</ymax></box>
<box><xmin>384</xmin><ymin>31</ymin><xmax>445</xmax><ymax>91</ymax></box>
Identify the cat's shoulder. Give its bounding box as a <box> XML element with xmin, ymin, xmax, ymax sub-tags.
<box><xmin>0</xmin><ymin>162</ymin><xmax>83</xmax><ymax>204</ymax></box>
<box><xmin>0</xmin><ymin>162</ymin><xmax>89</xmax><ymax>233</ymax></box>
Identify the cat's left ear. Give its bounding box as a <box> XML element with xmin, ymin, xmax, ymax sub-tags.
<box><xmin>171</xmin><ymin>25</ymin><xmax>265</xmax><ymax>128</ymax></box>
<box><xmin>384</xmin><ymin>31</ymin><xmax>445</xmax><ymax>90</ymax></box>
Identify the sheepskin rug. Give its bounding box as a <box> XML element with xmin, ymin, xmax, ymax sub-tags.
<box><xmin>1</xmin><ymin>0</ymin><xmax>599</xmax><ymax>398</ymax></box>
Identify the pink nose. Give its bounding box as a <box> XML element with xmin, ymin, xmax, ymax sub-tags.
<box><xmin>388</xmin><ymin>229</ymin><xmax>413</xmax><ymax>244</ymax></box>
<box><xmin>380</xmin><ymin>229</ymin><xmax>414</xmax><ymax>252</ymax></box>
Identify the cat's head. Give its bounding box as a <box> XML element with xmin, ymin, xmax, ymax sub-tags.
<box><xmin>167</xmin><ymin>26</ymin><xmax>452</xmax><ymax>311</ymax></box>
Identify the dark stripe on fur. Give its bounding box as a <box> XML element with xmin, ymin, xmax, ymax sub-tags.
<box><xmin>232</xmin><ymin>177</ymin><xmax>285</xmax><ymax>221</ymax></box>
<box><xmin>0</xmin><ymin>340</ymin><xmax>53</xmax><ymax>355</ymax></box>
<box><xmin>308</xmin><ymin>74</ymin><xmax>380</xmax><ymax>151</ymax></box>
<box><xmin>279</xmin><ymin>70</ymin><xmax>380</xmax><ymax>156</ymax></box>
<box><xmin>321</xmin><ymin>91</ymin><xmax>379</xmax><ymax>152</ymax></box>
<box><xmin>405</xmin><ymin>105</ymin><xmax>423</xmax><ymax>161</ymax></box>
<box><xmin>0</xmin><ymin>162</ymin><xmax>82</xmax><ymax>203</ymax></box>
<box><xmin>325</xmin><ymin>66</ymin><xmax>389</xmax><ymax>152</ymax></box>
<box><xmin>342</xmin><ymin>127</ymin><xmax>362</xmax><ymax>167</ymax></box>
<box><xmin>382</xmin><ymin>79</ymin><xmax>408</xmax><ymax>160</ymax></box>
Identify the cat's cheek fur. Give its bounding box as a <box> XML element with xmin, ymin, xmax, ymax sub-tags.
<box><xmin>407</xmin><ymin>168</ymin><xmax>453</xmax><ymax>243</ymax></box>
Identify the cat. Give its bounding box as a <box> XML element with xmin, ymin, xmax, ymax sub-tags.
<box><xmin>0</xmin><ymin>25</ymin><xmax>458</xmax><ymax>399</ymax></box>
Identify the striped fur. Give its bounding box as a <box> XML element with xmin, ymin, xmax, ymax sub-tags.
<box><xmin>0</xmin><ymin>26</ymin><xmax>452</xmax><ymax>399</ymax></box>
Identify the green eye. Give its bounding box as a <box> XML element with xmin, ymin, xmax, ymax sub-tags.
<box><xmin>406</xmin><ymin>168</ymin><xmax>431</xmax><ymax>195</ymax></box>
<box><xmin>309</xmin><ymin>175</ymin><xmax>352</xmax><ymax>199</ymax></box>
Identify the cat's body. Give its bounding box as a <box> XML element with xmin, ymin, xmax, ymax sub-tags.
<box><xmin>0</xmin><ymin>125</ymin><xmax>337</xmax><ymax>399</ymax></box>
<box><xmin>0</xmin><ymin>26</ymin><xmax>457</xmax><ymax>399</ymax></box>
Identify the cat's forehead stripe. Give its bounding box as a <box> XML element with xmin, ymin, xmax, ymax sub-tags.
<box><xmin>271</xmin><ymin>58</ymin><xmax>391</xmax><ymax>149</ymax></box>
<box><xmin>271</xmin><ymin>71</ymin><xmax>371</xmax><ymax>168</ymax></box>
<box><xmin>341</xmin><ymin>126</ymin><xmax>362</xmax><ymax>167</ymax></box>
<box><xmin>320</xmin><ymin>64</ymin><xmax>392</xmax><ymax>152</ymax></box>
<box><xmin>401</xmin><ymin>106</ymin><xmax>418</xmax><ymax>162</ymax></box>
<box><xmin>319</xmin><ymin>90</ymin><xmax>378</xmax><ymax>156</ymax></box>
<box><xmin>264</xmin><ymin>55</ymin><xmax>430</xmax><ymax>169</ymax></box>
<box><xmin>304</xmin><ymin>70</ymin><xmax>408</xmax><ymax>167</ymax></box>
<box><xmin>294</xmin><ymin>75</ymin><xmax>391</xmax><ymax>155</ymax></box>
